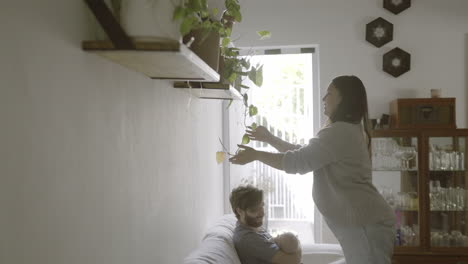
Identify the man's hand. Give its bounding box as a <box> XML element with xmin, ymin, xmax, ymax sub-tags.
<box><xmin>229</xmin><ymin>145</ymin><xmax>258</xmax><ymax>165</ymax></box>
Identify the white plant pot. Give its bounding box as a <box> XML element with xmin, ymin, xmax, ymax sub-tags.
<box><xmin>120</xmin><ymin>0</ymin><xmax>181</xmax><ymax>41</ymax></box>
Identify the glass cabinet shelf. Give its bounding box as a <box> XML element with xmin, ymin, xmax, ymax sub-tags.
<box><xmin>428</xmin><ymin>135</ymin><xmax>468</xmax><ymax>249</ymax></box>
<box><xmin>373</xmin><ymin>169</ymin><xmax>418</xmax><ymax>172</ymax></box>
<box><xmin>431</xmin><ymin>210</ymin><xmax>468</xmax><ymax>212</ymax></box>
<box><xmin>430</xmin><ymin>170</ymin><xmax>466</xmax><ymax>172</ymax></box>
<box><xmin>371</xmin><ymin>129</ymin><xmax>468</xmax><ymax>261</ymax></box>
<box><xmin>372</xmin><ymin>135</ymin><xmax>419</xmax><ymax>247</ymax></box>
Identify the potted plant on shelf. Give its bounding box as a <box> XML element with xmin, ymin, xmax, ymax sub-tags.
<box><xmin>111</xmin><ymin>0</ymin><xmax>183</xmax><ymax>41</ymax></box>
<box><xmin>172</xmin><ymin>0</ymin><xmax>242</xmax><ymax>71</ymax></box>
<box><xmin>172</xmin><ymin>0</ymin><xmax>271</xmax><ymax>161</ymax></box>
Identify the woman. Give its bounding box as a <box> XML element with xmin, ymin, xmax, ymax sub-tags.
<box><xmin>229</xmin><ymin>75</ymin><xmax>396</xmax><ymax>264</ymax></box>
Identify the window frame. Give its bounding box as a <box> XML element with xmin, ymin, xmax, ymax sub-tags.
<box><xmin>222</xmin><ymin>45</ymin><xmax>323</xmax><ymax>243</ymax></box>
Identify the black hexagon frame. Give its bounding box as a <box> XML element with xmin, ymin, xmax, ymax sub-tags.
<box><xmin>366</xmin><ymin>17</ymin><xmax>393</xmax><ymax>48</ymax></box>
<box><xmin>384</xmin><ymin>0</ymin><xmax>411</xmax><ymax>15</ymax></box>
<box><xmin>383</xmin><ymin>47</ymin><xmax>411</xmax><ymax>77</ymax></box>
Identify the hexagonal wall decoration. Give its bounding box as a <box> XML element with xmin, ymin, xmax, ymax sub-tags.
<box><xmin>384</xmin><ymin>0</ymin><xmax>411</xmax><ymax>15</ymax></box>
<box><xmin>366</xmin><ymin>17</ymin><xmax>393</xmax><ymax>48</ymax></box>
<box><xmin>383</xmin><ymin>47</ymin><xmax>411</xmax><ymax>77</ymax></box>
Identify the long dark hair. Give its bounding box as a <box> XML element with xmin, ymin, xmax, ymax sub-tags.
<box><xmin>329</xmin><ymin>75</ymin><xmax>371</xmax><ymax>152</ymax></box>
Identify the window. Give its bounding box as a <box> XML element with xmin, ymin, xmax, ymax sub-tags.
<box><xmin>224</xmin><ymin>46</ymin><xmax>321</xmax><ymax>245</ymax></box>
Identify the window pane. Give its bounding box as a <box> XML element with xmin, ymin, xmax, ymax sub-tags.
<box><xmin>247</xmin><ymin>52</ymin><xmax>315</xmax><ymax>244</ymax></box>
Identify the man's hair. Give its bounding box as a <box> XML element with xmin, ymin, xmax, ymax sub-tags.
<box><xmin>230</xmin><ymin>185</ymin><xmax>263</xmax><ymax>219</ymax></box>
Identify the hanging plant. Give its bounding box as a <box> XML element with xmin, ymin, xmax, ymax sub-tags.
<box><xmin>172</xmin><ymin>1</ymin><xmax>271</xmax><ymax>164</ymax></box>
<box><xmin>216</xmin><ymin>30</ymin><xmax>271</xmax><ymax>163</ymax></box>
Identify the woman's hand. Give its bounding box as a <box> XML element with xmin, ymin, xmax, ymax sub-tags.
<box><xmin>246</xmin><ymin>125</ymin><xmax>272</xmax><ymax>143</ymax></box>
<box><xmin>229</xmin><ymin>145</ymin><xmax>258</xmax><ymax>165</ymax></box>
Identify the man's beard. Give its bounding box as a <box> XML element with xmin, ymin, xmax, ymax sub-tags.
<box><xmin>245</xmin><ymin>214</ymin><xmax>264</xmax><ymax>228</ymax></box>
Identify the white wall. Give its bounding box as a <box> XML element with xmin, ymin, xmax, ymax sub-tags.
<box><xmin>0</xmin><ymin>1</ymin><xmax>225</xmax><ymax>264</ymax></box>
<box><xmin>235</xmin><ymin>0</ymin><xmax>468</xmax><ymax>127</ymax></box>
<box><xmin>234</xmin><ymin>0</ymin><xmax>468</xmax><ymax>243</ymax></box>
<box><xmin>2</xmin><ymin>0</ymin><xmax>468</xmax><ymax>262</ymax></box>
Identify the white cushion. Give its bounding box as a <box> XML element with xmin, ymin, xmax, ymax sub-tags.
<box><xmin>184</xmin><ymin>214</ymin><xmax>241</xmax><ymax>264</ymax></box>
<box><xmin>203</xmin><ymin>214</ymin><xmax>237</xmax><ymax>242</ymax></box>
<box><xmin>302</xmin><ymin>243</ymin><xmax>343</xmax><ymax>255</ymax></box>
<box><xmin>302</xmin><ymin>243</ymin><xmax>344</xmax><ymax>264</ymax></box>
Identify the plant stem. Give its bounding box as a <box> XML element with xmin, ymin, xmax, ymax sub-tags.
<box><xmin>218</xmin><ymin>137</ymin><xmax>234</xmax><ymax>156</ymax></box>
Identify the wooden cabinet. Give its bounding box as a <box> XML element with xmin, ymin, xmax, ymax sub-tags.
<box><xmin>393</xmin><ymin>255</ymin><xmax>468</xmax><ymax>264</ymax></box>
<box><xmin>371</xmin><ymin>129</ymin><xmax>468</xmax><ymax>263</ymax></box>
<box><xmin>389</xmin><ymin>98</ymin><xmax>456</xmax><ymax>129</ymax></box>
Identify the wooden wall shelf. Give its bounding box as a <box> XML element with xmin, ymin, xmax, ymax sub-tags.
<box><xmin>82</xmin><ymin>0</ymin><xmax>219</xmax><ymax>82</ymax></box>
<box><xmin>173</xmin><ymin>81</ymin><xmax>242</xmax><ymax>100</ymax></box>
<box><xmin>83</xmin><ymin>40</ymin><xmax>220</xmax><ymax>81</ymax></box>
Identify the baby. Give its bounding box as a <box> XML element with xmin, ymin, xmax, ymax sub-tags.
<box><xmin>269</xmin><ymin>231</ymin><xmax>301</xmax><ymax>254</ymax></box>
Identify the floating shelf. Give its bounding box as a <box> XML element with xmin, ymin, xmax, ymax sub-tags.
<box><xmin>82</xmin><ymin>40</ymin><xmax>220</xmax><ymax>82</ymax></box>
<box><xmin>82</xmin><ymin>0</ymin><xmax>219</xmax><ymax>82</ymax></box>
<box><xmin>173</xmin><ymin>81</ymin><xmax>242</xmax><ymax>100</ymax></box>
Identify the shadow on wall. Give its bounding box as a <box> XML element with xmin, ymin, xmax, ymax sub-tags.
<box><xmin>394</xmin><ymin>88</ymin><xmax>418</xmax><ymax>99</ymax></box>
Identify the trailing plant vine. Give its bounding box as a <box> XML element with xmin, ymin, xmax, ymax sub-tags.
<box><xmin>171</xmin><ymin>0</ymin><xmax>271</xmax><ymax>163</ymax></box>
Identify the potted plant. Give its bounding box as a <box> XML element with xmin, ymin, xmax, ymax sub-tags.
<box><xmin>116</xmin><ymin>0</ymin><xmax>182</xmax><ymax>41</ymax></box>
<box><xmin>172</xmin><ymin>0</ymin><xmax>242</xmax><ymax>71</ymax></box>
<box><xmin>173</xmin><ymin>0</ymin><xmax>271</xmax><ymax>158</ymax></box>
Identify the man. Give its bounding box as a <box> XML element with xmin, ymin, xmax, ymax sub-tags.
<box><xmin>230</xmin><ymin>185</ymin><xmax>302</xmax><ymax>264</ymax></box>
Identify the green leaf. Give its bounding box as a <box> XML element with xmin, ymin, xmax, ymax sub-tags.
<box><xmin>227</xmin><ymin>73</ymin><xmax>237</xmax><ymax>83</ymax></box>
<box><xmin>240</xmin><ymin>59</ymin><xmax>250</xmax><ymax>69</ymax></box>
<box><xmin>180</xmin><ymin>16</ymin><xmax>197</xmax><ymax>36</ymax></box>
<box><xmin>251</xmin><ymin>122</ymin><xmax>258</xmax><ymax>129</ymax></box>
<box><xmin>256</xmin><ymin>65</ymin><xmax>263</xmax><ymax>86</ymax></box>
<box><xmin>200</xmin><ymin>10</ymin><xmax>210</xmax><ymax>19</ymax></box>
<box><xmin>225</xmin><ymin>27</ymin><xmax>232</xmax><ymax>37</ymax></box>
<box><xmin>257</xmin><ymin>30</ymin><xmax>271</xmax><ymax>40</ymax></box>
<box><xmin>173</xmin><ymin>6</ymin><xmax>185</xmax><ymax>21</ymax></box>
<box><xmin>249</xmin><ymin>105</ymin><xmax>258</xmax><ymax>117</ymax></box>
<box><xmin>222</xmin><ymin>37</ymin><xmax>231</xmax><ymax>48</ymax></box>
<box><xmin>248</xmin><ymin>66</ymin><xmax>263</xmax><ymax>87</ymax></box>
<box><xmin>240</xmin><ymin>84</ymin><xmax>250</xmax><ymax>89</ymax></box>
<box><xmin>232</xmin><ymin>10</ymin><xmax>242</xmax><ymax>22</ymax></box>
<box><xmin>202</xmin><ymin>20</ymin><xmax>211</xmax><ymax>28</ymax></box>
<box><xmin>215</xmin><ymin>151</ymin><xmax>225</xmax><ymax>163</ymax></box>
<box><xmin>226</xmin><ymin>99</ymin><xmax>233</xmax><ymax>108</ymax></box>
<box><xmin>189</xmin><ymin>0</ymin><xmax>204</xmax><ymax>11</ymax></box>
<box><xmin>225</xmin><ymin>0</ymin><xmax>242</xmax><ymax>22</ymax></box>
<box><xmin>242</xmin><ymin>134</ymin><xmax>250</xmax><ymax>144</ymax></box>
<box><xmin>234</xmin><ymin>81</ymin><xmax>242</xmax><ymax>90</ymax></box>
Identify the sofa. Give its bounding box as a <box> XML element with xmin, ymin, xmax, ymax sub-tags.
<box><xmin>184</xmin><ymin>214</ymin><xmax>345</xmax><ymax>264</ymax></box>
